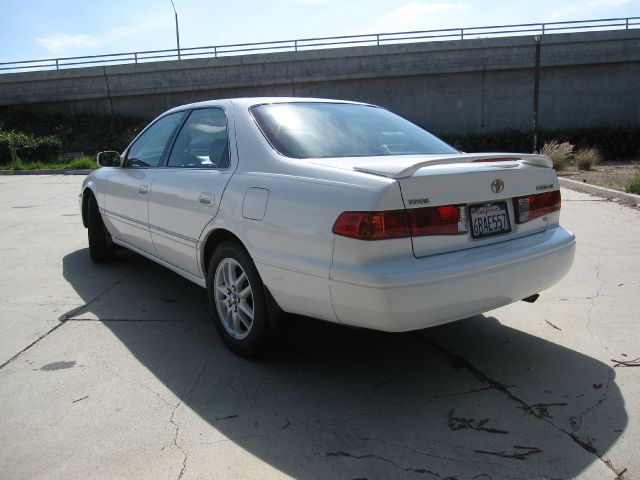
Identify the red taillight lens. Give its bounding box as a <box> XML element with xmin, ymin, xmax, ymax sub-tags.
<box><xmin>333</xmin><ymin>205</ymin><xmax>468</xmax><ymax>240</ymax></box>
<box><xmin>513</xmin><ymin>190</ymin><xmax>561</xmax><ymax>224</ymax></box>
<box><xmin>332</xmin><ymin>210</ymin><xmax>410</xmax><ymax>240</ymax></box>
<box><xmin>408</xmin><ymin>204</ymin><xmax>468</xmax><ymax>236</ymax></box>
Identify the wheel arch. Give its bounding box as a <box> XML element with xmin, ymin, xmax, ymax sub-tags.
<box><xmin>200</xmin><ymin>226</ymin><xmax>286</xmax><ymax>328</ymax></box>
<box><xmin>81</xmin><ymin>186</ymin><xmax>97</xmax><ymax>228</ymax></box>
<box><xmin>200</xmin><ymin>228</ymin><xmax>248</xmax><ymax>278</ymax></box>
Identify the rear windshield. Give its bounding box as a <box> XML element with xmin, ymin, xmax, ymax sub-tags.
<box><xmin>250</xmin><ymin>102</ymin><xmax>457</xmax><ymax>159</ymax></box>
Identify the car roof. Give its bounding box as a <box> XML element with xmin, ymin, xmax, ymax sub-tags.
<box><xmin>164</xmin><ymin>97</ymin><xmax>374</xmax><ymax>114</ymax></box>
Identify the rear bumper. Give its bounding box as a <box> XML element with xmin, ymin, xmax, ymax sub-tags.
<box><xmin>329</xmin><ymin>226</ymin><xmax>575</xmax><ymax>331</ymax></box>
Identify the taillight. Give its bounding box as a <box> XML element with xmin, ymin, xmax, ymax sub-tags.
<box><xmin>333</xmin><ymin>205</ymin><xmax>468</xmax><ymax>240</ymax></box>
<box><xmin>332</xmin><ymin>210</ymin><xmax>410</xmax><ymax>240</ymax></box>
<box><xmin>513</xmin><ymin>190</ymin><xmax>561</xmax><ymax>224</ymax></box>
<box><xmin>408</xmin><ymin>205</ymin><xmax>467</xmax><ymax>236</ymax></box>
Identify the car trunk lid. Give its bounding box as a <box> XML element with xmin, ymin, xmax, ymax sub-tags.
<box><xmin>311</xmin><ymin>153</ymin><xmax>559</xmax><ymax>258</ymax></box>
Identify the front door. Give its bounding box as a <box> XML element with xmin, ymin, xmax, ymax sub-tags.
<box><xmin>103</xmin><ymin>111</ymin><xmax>185</xmax><ymax>254</ymax></box>
<box><xmin>148</xmin><ymin>106</ymin><xmax>236</xmax><ymax>277</ymax></box>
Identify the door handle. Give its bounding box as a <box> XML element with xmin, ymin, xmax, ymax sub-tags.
<box><xmin>199</xmin><ymin>192</ymin><xmax>214</xmax><ymax>206</ymax></box>
<box><xmin>139</xmin><ymin>184</ymin><xmax>148</xmax><ymax>194</ymax></box>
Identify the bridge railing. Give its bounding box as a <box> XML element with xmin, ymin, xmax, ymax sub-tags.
<box><xmin>1</xmin><ymin>16</ymin><xmax>638</xmax><ymax>73</ymax></box>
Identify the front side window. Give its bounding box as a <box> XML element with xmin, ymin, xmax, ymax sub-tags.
<box><xmin>167</xmin><ymin>108</ymin><xmax>230</xmax><ymax>169</ymax></box>
<box><xmin>251</xmin><ymin>102</ymin><xmax>457</xmax><ymax>159</ymax></box>
<box><xmin>126</xmin><ymin>112</ymin><xmax>185</xmax><ymax>167</ymax></box>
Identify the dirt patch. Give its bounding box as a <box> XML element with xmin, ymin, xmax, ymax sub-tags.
<box><xmin>558</xmin><ymin>162</ymin><xmax>638</xmax><ymax>192</ymax></box>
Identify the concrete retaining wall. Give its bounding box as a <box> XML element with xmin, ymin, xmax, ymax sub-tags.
<box><xmin>0</xmin><ymin>29</ymin><xmax>638</xmax><ymax>134</ymax></box>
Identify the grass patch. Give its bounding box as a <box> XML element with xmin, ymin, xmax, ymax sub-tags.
<box><xmin>627</xmin><ymin>175</ymin><xmax>640</xmax><ymax>195</ymax></box>
<box><xmin>627</xmin><ymin>164</ymin><xmax>640</xmax><ymax>195</ymax></box>
<box><xmin>7</xmin><ymin>155</ymin><xmax>97</xmax><ymax>171</ymax></box>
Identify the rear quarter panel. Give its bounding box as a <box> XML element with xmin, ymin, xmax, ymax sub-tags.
<box><xmin>200</xmin><ymin>103</ymin><xmax>404</xmax><ymax>321</ymax></box>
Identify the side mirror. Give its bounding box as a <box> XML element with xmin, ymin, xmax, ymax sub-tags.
<box><xmin>96</xmin><ymin>151</ymin><xmax>121</xmax><ymax>167</ymax></box>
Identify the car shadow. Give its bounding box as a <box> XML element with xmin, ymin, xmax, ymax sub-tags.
<box><xmin>61</xmin><ymin>248</ymin><xmax>627</xmax><ymax>479</ymax></box>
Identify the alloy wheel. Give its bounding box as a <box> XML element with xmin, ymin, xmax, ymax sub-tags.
<box><xmin>214</xmin><ymin>258</ymin><xmax>254</xmax><ymax>340</ymax></box>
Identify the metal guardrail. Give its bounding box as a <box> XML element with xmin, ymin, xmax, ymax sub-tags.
<box><xmin>1</xmin><ymin>16</ymin><xmax>638</xmax><ymax>73</ymax></box>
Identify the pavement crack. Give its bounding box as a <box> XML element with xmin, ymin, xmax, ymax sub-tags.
<box><xmin>324</xmin><ymin>450</ymin><xmax>408</xmax><ymax>472</ymax></box>
<box><xmin>169</xmin><ymin>353</ymin><xmax>212</xmax><ymax>480</ymax></box>
<box><xmin>324</xmin><ymin>444</ymin><xmax>511</xmax><ymax>479</ymax></box>
<box><xmin>350</xmin><ymin>435</ymin><xmax>510</xmax><ymax>470</ymax></box>
<box><xmin>584</xmin><ymin>258</ymin><xmax>610</xmax><ymax>354</ymax></box>
<box><xmin>518</xmin><ymin>402</ymin><xmax>568</xmax><ymax>418</ymax></box>
<box><xmin>433</xmin><ymin>386</ymin><xmax>494</xmax><ymax>399</ymax></box>
<box><xmin>475</xmin><ymin>446</ymin><xmax>542</xmax><ymax>461</ymax></box>
<box><xmin>96</xmin><ymin>343</ymin><xmax>176</xmax><ymax>407</ymax></box>
<box><xmin>423</xmin><ymin>337</ymin><xmax>627</xmax><ymax>479</ymax></box>
<box><xmin>405</xmin><ymin>467</ymin><xmax>458</xmax><ymax>479</ymax></box>
<box><xmin>1</xmin><ymin>266</ymin><xmax>131</xmax><ymax>370</ymax></box>
<box><xmin>60</xmin><ymin>272</ymin><xmax>132</xmax><ymax>321</ymax></box>
<box><xmin>169</xmin><ymin>400</ymin><xmax>188</xmax><ymax>480</ymax></box>
<box><xmin>0</xmin><ymin>321</ymin><xmax>66</xmax><ymax>370</ymax></box>
<box><xmin>570</xmin><ymin>369</ymin><xmax>614</xmax><ymax>432</ymax></box>
<box><xmin>325</xmin><ymin>450</ymin><xmax>395</xmax><ymax>463</ymax></box>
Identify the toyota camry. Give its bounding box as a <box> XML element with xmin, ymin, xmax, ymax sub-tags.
<box><xmin>80</xmin><ymin>98</ymin><xmax>575</xmax><ymax>356</ymax></box>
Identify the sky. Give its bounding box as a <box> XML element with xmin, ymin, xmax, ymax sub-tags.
<box><xmin>0</xmin><ymin>0</ymin><xmax>638</xmax><ymax>63</ymax></box>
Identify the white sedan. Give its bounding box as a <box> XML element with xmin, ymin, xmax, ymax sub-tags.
<box><xmin>80</xmin><ymin>97</ymin><xmax>575</xmax><ymax>356</ymax></box>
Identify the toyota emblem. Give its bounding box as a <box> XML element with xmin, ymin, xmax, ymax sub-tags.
<box><xmin>491</xmin><ymin>179</ymin><xmax>504</xmax><ymax>193</ymax></box>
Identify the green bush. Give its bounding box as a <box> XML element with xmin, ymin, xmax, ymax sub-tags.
<box><xmin>0</xmin><ymin>130</ymin><xmax>62</xmax><ymax>165</ymax></box>
<box><xmin>0</xmin><ymin>108</ymin><xmax>146</xmax><ymax>156</ymax></box>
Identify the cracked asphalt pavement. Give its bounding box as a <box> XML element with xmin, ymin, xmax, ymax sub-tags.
<box><xmin>0</xmin><ymin>175</ymin><xmax>639</xmax><ymax>480</ymax></box>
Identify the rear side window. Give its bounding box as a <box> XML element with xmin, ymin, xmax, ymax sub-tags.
<box><xmin>167</xmin><ymin>108</ymin><xmax>230</xmax><ymax>169</ymax></box>
<box><xmin>251</xmin><ymin>102</ymin><xmax>457</xmax><ymax>159</ymax></box>
<box><xmin>126</xmin><ymin>112</ymin><xmax>185</xmax><ymax>167</ymax></box>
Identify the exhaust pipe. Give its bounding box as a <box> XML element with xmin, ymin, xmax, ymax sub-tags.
<box><xmin>522</xmin><ymin>294</ymin><xmax>540</xmax><ymax>303</ymax></box>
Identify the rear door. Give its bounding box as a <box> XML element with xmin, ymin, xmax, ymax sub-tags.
<box><xmin>148</xmin><ymin>106</ymin><xmax>236</xmax><ymax>278</ymax></box>
<box><xmin>103</xmin><ymin>111</ymin><xmax>186</xmax><ymax>254</ymax></box>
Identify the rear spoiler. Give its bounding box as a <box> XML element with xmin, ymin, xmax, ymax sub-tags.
<box><xmin>353</xmin><ymin>153</ymin><xmax>553</xmax><ymax>179</ymax></box>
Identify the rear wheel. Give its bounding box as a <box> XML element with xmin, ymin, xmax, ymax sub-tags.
<box><xmin>207</xmin><ymin>241</ymin><xmax>270</xmax><ymax>357</ymax></box>
<box><xmin>87</xmin><ymin>194</ymin><xmax>116</xmax><ymax>263</ymax></box>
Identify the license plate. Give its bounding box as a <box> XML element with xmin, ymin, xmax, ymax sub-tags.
<box><xmin>468</xmin><ymin>202</ymin><xmax>511</xmax><ymax>238</ymax></box>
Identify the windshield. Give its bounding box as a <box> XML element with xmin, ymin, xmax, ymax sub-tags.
<box><xmin>250</xmin><ymin>102</ymin><xmax>458</xmax><ymax>159</ymax></box>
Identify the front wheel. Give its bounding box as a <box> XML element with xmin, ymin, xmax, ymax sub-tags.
<box><xmin>207</xmin><ymin>241</ymin><xmax>270</xmax><ymax>357</ymax></box>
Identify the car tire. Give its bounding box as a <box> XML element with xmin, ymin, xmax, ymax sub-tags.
<box><xmin>207</xmin><ymin>241</ymin><xmax>270</xmax><ymax>357</ymax></box>
<box><xmin>87</xmin><ymin>194</ymin><xmax>116</xmax><ymax>263</ymax></box>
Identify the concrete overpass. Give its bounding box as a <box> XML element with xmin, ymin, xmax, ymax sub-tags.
<box><xmin>0</xmin><ymin>29</ymin><xmax>638</xmax><ymax>134</ymax></box>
